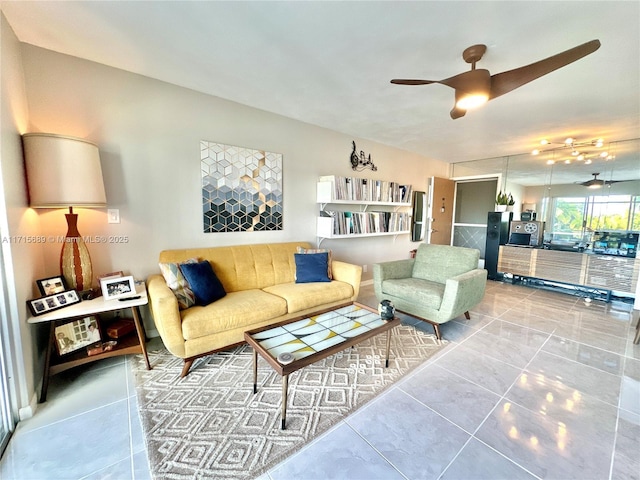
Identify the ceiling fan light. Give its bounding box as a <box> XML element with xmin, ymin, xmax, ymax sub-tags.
<box><xmin>587</xmin><ymin>183</ymin><xmax>602</xmax><ymax>189</ymax></box>
<box><xmin>532</xmin><ymin>149</ymin><xmax>540</xmax><ymax>155</ymax></box>
<box><xmin>564</xmin><ymin>159</ymin><xmax>571</xmax><ymax>164</ymax></box>
<box><xmin>453</xmin><ymin>70</ymin><xmax>491</xmax><ymax>110</ymax></box>
<box><xmin>585</xmin><ymin>159</ymin><xmax>592</xmax><ymax>165</ymax></box>
<box><xmin>565</xmin><ymin>138</ymin><xmax>574</xmax><ymax>145</ymax></box>
<box><xmin>600</xmin><ymin>151</ymin><xmax>608</xmax><ymax>157</ymax></box>
<box><xmin>540</xmin><ymin>139</ymin><xmax>549</xmax><ymax>145</ymax></box>
<box><xmin>577</xmin><ymin>154</ymin><xmax>584</xmax><ymax>161</ymax></box>
<box><xmin>546</xmin><ymin>159</ymin><xmax>555</xmax><ymax>165</ymax></box>
<box><xmin>455</xmin><ymin>92</ymin><xmax>489</xmax><ymax>110</ymax></box>
<box><xmin>595</xmin><ymin>139</ymin><xmax>604</xmax><ymax>147</ymax></box>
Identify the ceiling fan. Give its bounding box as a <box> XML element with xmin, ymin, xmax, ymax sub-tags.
<box><xmin>391</xmin><ymin>39</ymin><xmax>601</xmax><ymax>119</ymax></box>
<box><xmin>577</xmin><ymin>173</ymin><xmax>624</xmax><ymax>188</ymax></box>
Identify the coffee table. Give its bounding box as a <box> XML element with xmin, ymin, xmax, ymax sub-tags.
<box><xmin>244</xmin><ymin>301</ymin><xmax>400</xmax><ymax>429</ymax></box>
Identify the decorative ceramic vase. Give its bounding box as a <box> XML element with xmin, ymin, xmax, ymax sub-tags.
<box><xmin>60</xmin><ymin>210</ymin><xmax>92</xmax><ymax>292</ymax></box>
<box><xmin>496</xmin><ymin>205</ymin><xmax>507</xmax><ymax>212</ymax></box>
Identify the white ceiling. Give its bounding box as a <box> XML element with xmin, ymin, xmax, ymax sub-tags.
<box><xmin>2</xmin><ymin>1</ymin><xmax>639</xmax><ymax>184</ymax></box>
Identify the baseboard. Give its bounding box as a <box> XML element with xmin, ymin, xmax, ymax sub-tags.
<box><xmin>18</xmin><ymin>391</ymin><xmax>38</xmax><ymax>421</ymax></box>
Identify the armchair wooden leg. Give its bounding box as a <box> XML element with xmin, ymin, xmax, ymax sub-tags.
<box><xmin>433</xmin><ymin>323</ymin><xmax>442</xmax><ymax>340</ymax></box>
<box><xmin>464</xmin><ymin>311</ymin><xmax>470</xmax><ymax>320</ymax></box>
<box><xmin>181</xmin><ymin>359</ymin><xmax>194</xmax><ymax>377</ymax></box>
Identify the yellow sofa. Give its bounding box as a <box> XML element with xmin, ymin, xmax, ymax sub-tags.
<box><xmin>147</xmin><ymin>242</ymin><xmax>362</xmax><ymax>376</ymax></box>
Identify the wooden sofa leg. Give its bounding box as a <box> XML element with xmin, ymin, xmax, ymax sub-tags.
<box><xmin>464</xmin><ymin>311</ymin><xmax>470</xmax><ymax>320</ymax></box>
<box><xmin>433</xmin><ymin>323</ymin><xmax>442</xmax><ymax>340</ymax></box>
<box><xmin>181</xmin><ymin>359</ymin><xmax>194</xmax><ymax>378</ymax></box>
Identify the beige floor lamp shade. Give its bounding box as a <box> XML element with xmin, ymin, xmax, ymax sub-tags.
<box><xmin>23</xmin><ymin>133</ymin><xmax>107</xmax><ymax>292</ymax></box>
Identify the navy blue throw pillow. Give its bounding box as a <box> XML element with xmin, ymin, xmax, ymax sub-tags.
<box><xmin>294</xmin><ymin>252</ymin><xmax>331</xmax><ymax>283</ymax></box>
<box><xmin>179</xmin><ymin>261</ymin><xmax>226</xmax><ymax>306</ymax></box>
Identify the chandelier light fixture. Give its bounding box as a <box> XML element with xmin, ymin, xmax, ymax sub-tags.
<box><xmin>531</xmin><ymin>137</ymin><xmax>614</xmax><ymax>165</ymax></box>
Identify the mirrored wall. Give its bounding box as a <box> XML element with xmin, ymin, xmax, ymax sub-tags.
<box><xmin>450</xmin><ymin>138</ymin><xmax>640</xmax><ymax>255</ymax></box>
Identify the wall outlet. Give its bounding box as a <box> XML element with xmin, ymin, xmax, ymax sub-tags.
<box><xmin>107</xmin><ymin>209</ymin><xmax>120</xmax><ymax>224</ymax></box>
<box><xmin>362</xmin><ymin>264</ymin><xmax>368</xmax><ymax>273</ymax></box>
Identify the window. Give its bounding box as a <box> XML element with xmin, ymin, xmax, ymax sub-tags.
<box><xmin>550</xmin><ymin>195</ymin><xmax>640</xmax><ymax>240</ymax></box>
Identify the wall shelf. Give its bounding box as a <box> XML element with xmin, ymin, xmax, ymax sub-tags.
<box><xmin>317</xmin><ymin>176</ymin><xmax>412</xmax><ymax>244</ymax></box>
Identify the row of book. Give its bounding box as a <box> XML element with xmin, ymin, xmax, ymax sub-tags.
<box><xmin>318</xmin><ymin>175</ymin><xmax>413</xmax><ymax>203</ymax></box>
<box><xmin>323</xmin><ymin>211</ymin><xmax>410</xmax><ymax>235</ymax></box>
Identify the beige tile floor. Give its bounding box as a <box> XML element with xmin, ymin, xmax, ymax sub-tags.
<box><xmin>1</xmin><ymin>280</ymin><xmax>639</xmax><ymax>479</ymax></box>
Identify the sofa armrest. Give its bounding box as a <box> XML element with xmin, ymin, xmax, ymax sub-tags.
<box><xmin>440</xmin><ymin>269</ymin><xmax>488</xmax><ymax>319</ymax></box>
<box><xmin>373</xmin><ymin>259</ymin><xmax>415</xmax><ymax>299</ymax></box>
<box><xmin>331</xmin><ymin>260</ymin><xmax>363</xmax><ymax>301</ymax></box>
<box><xmin>147</xmin><ymin>274</ymin><xmax>186</xmax><ymax>358</ymax></box>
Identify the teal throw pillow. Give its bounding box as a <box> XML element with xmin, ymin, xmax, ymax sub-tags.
<box><xmin>179</xmin><ymin>261</ymin><xmax>226</xmax><ymax>306</ymax></box>
<box><xmin>294</xmin><ymin>252</ymin><xmax>331</xmax><ymax>283</ymax></box>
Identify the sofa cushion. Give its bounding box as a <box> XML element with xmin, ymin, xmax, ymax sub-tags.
<box><xmin>180</xmin><ymin>261</ymin><xmax>226</xmax><ymax>306</ymax></box>
<box><xmin>381</xmin><ymin>278</ymin><xmax>445</xmax><ymax>310</ymax></box>
<box><xmin>159</xmin><ymin>258</ymin><xmax>197</xmax><ymax>309</ymax></box>
<box><xmin>263</xmin><ymin>281</ymin><xmax>354</xmax><ymax>313</ymax></box>
<box><xmin>181</xmin><ymin>289</ymin><xmax>287</xmax><ymax>340</ymax></box>
<box><xmin>294</xmin><ymin>252</ymin><xmax>331</xmax><ymax>283</ymax></box>
<box><xmin>296</xmin><ymin>246</ymin><xmax>333</xmax><ymax>279</ymax></box>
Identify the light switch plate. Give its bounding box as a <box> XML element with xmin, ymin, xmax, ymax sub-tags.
<box><xmin>107</xmin><ymin>209</ymin><xmax>120</xmax><ymax>224</ymax></box>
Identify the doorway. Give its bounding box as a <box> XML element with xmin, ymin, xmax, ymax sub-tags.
<box><xmin>427</xmin><ymin>177</ymin><xmax>455</xmax><ymax>245</ymax></box>
<box><xmin>452</xmin><ymin>178</ymin><xmax>498</xmax><ymax>259</ymax></box>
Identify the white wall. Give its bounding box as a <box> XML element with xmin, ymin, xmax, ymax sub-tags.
<box><xmin>22</xmin><ymin>45</ymin><xmax>448</xmax><ymax>286</ymax></box>
<box><xmin>8</xmin><ymin>44</ymin><xmax>448</xmax><ymax>409</ymax></box>
<box><xmin>0</xmin><ymin>13</ymin><xmax>46</xmax><ymax>419</ymax></box>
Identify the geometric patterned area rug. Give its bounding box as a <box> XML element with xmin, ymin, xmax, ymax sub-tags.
<box><xmin>132</xmin><ymin>324</ymin><xmax>445</xmax><ymax>480</ymax></box>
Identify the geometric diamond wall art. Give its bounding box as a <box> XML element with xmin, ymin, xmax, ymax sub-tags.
<box><xmin>201</xmin><ymin>140</ymin><xmax>283</xmax><ymax>232</ymax></box>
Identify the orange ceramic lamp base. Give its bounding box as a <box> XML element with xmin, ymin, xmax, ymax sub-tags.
<box><xmin>60</xmin><ymin>207</ymin><xmax>93</xmax><ymax>292</ymax></box>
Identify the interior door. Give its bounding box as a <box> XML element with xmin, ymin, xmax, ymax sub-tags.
<box><xmin>427</xmin><ymin>177</ymin><xmax>455</xmax><ymax>245</ymax></box>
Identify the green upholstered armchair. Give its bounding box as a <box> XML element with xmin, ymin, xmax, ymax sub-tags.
<box><xmin>373</xmin><ymin>244</ymin><xmax>487</xmax><ymax>339</ymax></box>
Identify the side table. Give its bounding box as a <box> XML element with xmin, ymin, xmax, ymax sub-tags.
<box><xmin>28</xmin><ymin>281</ymin><xmax>152</xmax><ymax>402</ymax></box>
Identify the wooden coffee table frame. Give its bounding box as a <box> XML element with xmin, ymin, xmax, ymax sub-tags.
<box><xmin>244</xmin><ymin>301</ymin><xmax>400</xmax><ymax>429</ymax></box>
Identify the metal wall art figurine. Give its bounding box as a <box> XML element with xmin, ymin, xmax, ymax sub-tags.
<box><xmin>350</xmin><ymin>141</ymin><xmax>377</xmax><ymax>172</ymax></box>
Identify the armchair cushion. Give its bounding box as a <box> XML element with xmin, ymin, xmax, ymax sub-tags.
<box><xmin>381</xmin><ymin>278</ymin><xmax>445</xmax><ymax>310</ymax></box>
<box><xmin>412</xmin><ymin>244</ymin><xmax>480</xmax><ymax>284</ymax></box>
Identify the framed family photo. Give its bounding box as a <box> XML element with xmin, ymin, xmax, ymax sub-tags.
<box><xmin>28</xmin><ymin>290</ymin><xmax>81</xmax><ymax>317</ymax></box>
<box><xmin>54</xmin><ymin>316</ymin><xmax>101</xmax><ymax>355</ymax></box>
<box><xmin>100</xmin><ymin>275</ymin><xmax>136</xmax><ymax>300</ymax></box>
<box><xmin>36</xmin><ymin>276</ymin><xmax>68</xmax><ymax>296</ymax></box>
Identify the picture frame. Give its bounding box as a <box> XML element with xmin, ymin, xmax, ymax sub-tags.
<box><xmin>36</xmin><ymin>276</ymin><xmax>68</xmax><ymax>296</ymax></box>
<box><xmin>28</xmin><ymin>290</ymin><xmax>81</xmax><ymax>317</ymax></box>
<box><xmin>100</xmin><ymin>275</ymin><xmax>136</xmax><ymax>300</ymax></box>
<box><xmin>97</xmin><ymin>271</ymin><xmax>123</xmax><ymax>283</ymax></box>
<box><xmin>54</xmin><ymin>316</ymin><xmax>102</xmax><ymax>356</ymax></box>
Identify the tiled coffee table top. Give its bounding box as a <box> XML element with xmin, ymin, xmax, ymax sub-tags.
<box><xmin>250</xmin><ymin>304</ymin><xmax>389</xmax><ymax>361</ymax></box>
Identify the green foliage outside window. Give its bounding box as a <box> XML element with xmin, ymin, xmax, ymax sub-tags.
<box><xmin>551</xmin><ymin>195</ymin><xmax>640</xmax><ymax>236</ymax></box>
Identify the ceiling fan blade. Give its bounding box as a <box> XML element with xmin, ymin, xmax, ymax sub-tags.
<box><xmin>489</xmin><ymin>39</ymin><xmax>601</xmax><ymax>99</ymax></box>
<box><xmin>390</xmin><ymin>79</ymin><xmax>438</xmax><ymax>85</ymax></box>
<box><xmin>450</xmin><ymin>105</ymin><xmax>466</xmax><ymax>119</ymax></box>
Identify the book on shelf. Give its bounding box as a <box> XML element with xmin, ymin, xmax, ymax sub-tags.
<box><xmin>318</xmin><ymin>175</ymin><xmax>412</xmax><ymax>203</ymax></box>
<box><xmin>322</xmin><ymin>210</ymin><xmax>409</xmax><ymax>236</ymax></box>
